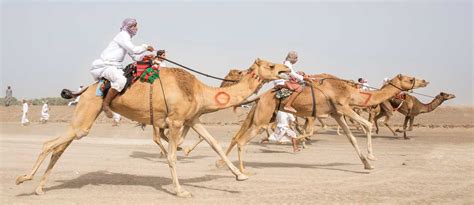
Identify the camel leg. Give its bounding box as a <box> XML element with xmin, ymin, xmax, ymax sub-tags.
<box><xmin>235</xmin><ymin>126</ymin><xmax>261</xmax><ymax>173</ymax></box>
<box><xmin>152</xmin><ymin>126</ymin><xmax>168</xmax><ymax>158</ymax></box>
<box><xmin>397</xmin><ymin>116</ymin><xmax>411</xmax><ymax>139</ymax></box>
<box><xmin>342</xmin><ymin>108</ymin><xmax>376</xmax><ymax>161</ymax></box>
<box><xmin>166</xmin><ymin>121</ymin><xmax>192</xmax><ymax>197</ymax></box>
<box><xmin>35</xmin><ymin>140</ymin><xmax>72</xmax><ymax>195</ymax></box>
<box><xmin>16</xmin><ymin>92</ymin><xmax>102</xmax><ymax>194</ymax></box>
<box><xmin>191</xmin><ymin>122</ymin><xmax>248</xmax><ymax>180</ymax></box>
<box><xmin>183</xmin><ymin>137</ymin><xmax>204</xmax><ymax>157</ymax></box>
<box><xmin>382</xmin><ymin>114</ymin><xmax>398</xmax><ymax>136</ymax></box>
<box><xmin>408</xmin><ymin>116</ymin><xmax>415</xmax><ymax>131</ymax></box>
<box><xmin>15</xmin><ymin>130</ymin><xmax>75</xmax><ymax>187</ymax></box>
<box><xmin>373</xmin><ymin>112</ymin><xmax>383</xmax><ymax>135</ymax></box>
<box><xmin>332</xmin><ymin>113</ymin><xmax>373</xmax><ymax>170</ymax></box>
<box><xmin>336</xmin><ymin>126</ymin><xmax>342</xmax><ymax>135</ymax></box>
<box><xmin>317</xmin><ymin>117</ymin><xmax>328</xmax><ymax>131</ymax></box>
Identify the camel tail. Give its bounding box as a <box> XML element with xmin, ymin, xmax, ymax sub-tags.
<box><xmin>60</xmin><ymin>86</ymin><xmax>89</xmax><ymax>99</ymax></box>
<box><xmin>232</xmin><ymin>101</ymin><xmax>258</xmax><ymax>140</ymax></box>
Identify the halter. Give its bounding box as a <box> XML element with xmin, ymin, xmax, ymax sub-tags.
<box><xmin>388</xmin><ymin>77</ymin><xmax>416</xmax><ymax>92</ymax></box>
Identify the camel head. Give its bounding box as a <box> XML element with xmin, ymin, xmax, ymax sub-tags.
<box><xmin>390</xmin><ymin>74</ymin><xmax>429</xmax><ymax>91</ymax></box>
<box><xmin>250</xmin><ymin>58</ymin><xmax>290</xmax><ymax>82</ymax></box>
<box><xmin>437</xmin><ymin>92</ymin><xmax>456</xmax><ymax>101</ymax></box>
<box><xmin>220</xmin><ymin>69</ymin><xmax>246</xmax><ymax>87</ymax></box>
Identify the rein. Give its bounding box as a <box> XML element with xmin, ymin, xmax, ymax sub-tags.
<box><xmin>157</xmin><ymin>57</ymin><xmax>238</xmax><ymax>82</ymax></box>
<box><xmin>316</xmin><ymin>77</ymin><xmax>436</xmax><ymax>99</ymax></box>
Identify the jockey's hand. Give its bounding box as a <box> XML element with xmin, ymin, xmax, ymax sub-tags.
<box><xmin>147</xmin><ymin>46</ymin><xmax>154</xmax><ymax>52</ymax></box>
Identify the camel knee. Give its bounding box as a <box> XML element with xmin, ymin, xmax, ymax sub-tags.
<box><xmin>74</xmin><ymin>129</ymin><xmax>89</xmax><ymax>140</ymax></box>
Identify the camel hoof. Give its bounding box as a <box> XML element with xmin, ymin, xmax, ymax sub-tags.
<box><xmin>236</xmin><ymin>173</ymin><xmax>249</xmax><ymax>181</ymax></box>
<box><xmin>35</xmin><ymin>187</ymin><xmax>45</xmax><ymax>195</ymax></box>
<box><xmin>176</xmin><ymin>189</ymin><xmax>192</xmax><ymax>198</ymax></box>
<box><xmin>15</xmin><ymin>175</ymin><xmax>31</xmax><ymax>185</ymax></box>
<box><xmin>215</xmin><ymin>160</ymin><xmax>226</xmax><ymax>169</ymax></box>
<box><xmin>367</xmin><ymin>154</ymin><xmax>377</xmax><ymax>161</ymax></box>
<box><xmin>183</xmin><ymin>148</ymin><xmax>191</xmax><ymax>157</ymax></box>
<box><xmin>393</xmin><ymin>133</ymin><xmax>398</xmax><ymax>137</ymax></box>
<box><xmin>364</xmin><ymin>164</ymin><xmax>375</xmax><ymax>170</ymax></box>
<box><xmin>404</xmin><ymin>137</ymin><xmax>411</xmax><ymax>140</ymax></box>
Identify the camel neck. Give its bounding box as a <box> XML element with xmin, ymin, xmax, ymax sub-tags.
<box><xmin>357</xmin><ymin>83</ymin><xmax>402</xmax><ymax>107</ymax></box>
<box><xmin>420</xmin><ymin>97</ymin><xmax>444</xmax><ymax>113</ymax></box>
<box><xmin>200</xmin><ymin>70</ymin><xmax>262</xmax><ymax>111</ymax></box>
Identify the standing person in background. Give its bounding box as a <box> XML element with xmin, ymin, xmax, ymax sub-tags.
<box><xmin>40</xmin><ymin>101</ymin><xmax>50</xmax><ymax>124</ymax></box>
<box><xmin>5</xmin><ymin>86</ymin><xmax>13</xmax><ymax>106</ymax></box>
<box><xmin>21</xmin><ymin>99</ymin><xmax>29</xmax><ymax>126</ymax></box>
<box><xmin>112</xmin><ymin>112</ymin><xmax>121</xmax><ymax>127</ymax></box>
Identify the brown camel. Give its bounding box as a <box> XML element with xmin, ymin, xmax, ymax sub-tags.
<box><xmin>183</xmin><ymin>70</ymin><xmax>324</xmax><ymax>156</ymax></box>
<box><xmin>373</xmin><ymin>92</ymin><xmax>455</xmax><ymax>139</ymax></box>
<box><xmin>216</xmin><ymin>74</ymin><xmax>429</xmax><ymax>172</ymax></box>
<box><xmin>15</xmin><ymin>59</ymin><xmax>290</xmax><ymax>197</ymax></box>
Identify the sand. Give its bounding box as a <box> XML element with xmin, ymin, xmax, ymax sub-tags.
<box><xmin>1</xmin><ymin>105</ymin><xmax>473</xmax><ymax>204</ymax></box>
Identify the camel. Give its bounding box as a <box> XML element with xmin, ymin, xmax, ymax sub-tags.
<box><xmin>373</xmin><ymin>92</ymin><xmax>455</xmax><ymax>139</ymax></box>
<box><xmin>15</xmin><ymin>58</ymin><xmax>290</xmax><ymax>197</ymax></box>
<box><xmin>183</xmin><ymin>70</ymin><xmax>325</xmax><ymax>156</ymax></box>
<box><xmin>216</xmin><ymin>74</ymin><xmax>428</xmax><ymax>172</ymax></box>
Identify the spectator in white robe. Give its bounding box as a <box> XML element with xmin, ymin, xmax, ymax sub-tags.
<box><xmin>21</xmin><ymin>99</ymin><xmax>29</xmax><ymax>126</ymax></box>
<box><xmin>40</xmin><ymin>101</ymin><xmax>50</xmax><ymax>123</ymax></box>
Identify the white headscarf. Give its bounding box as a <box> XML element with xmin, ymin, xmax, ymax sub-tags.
<box><xmin>120</xmin><ymin>18</ymin><xmax>138</xmax><ymax>37</ymax></box>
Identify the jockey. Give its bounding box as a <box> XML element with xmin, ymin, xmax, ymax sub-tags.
<box><xmin>90</xmin><ymin>18</ymin><xmax>154</xmax><ymax>118</ymax></box>
<box><xmin>358</xmin><ymin>78</ymin><xmax>370</xmax><ymax>91</ymax></box>
<box><xmin>153</xmin><ymin>49</ymin><xmax>167</xmax><ymax>67</ymax></box>
<box><xmin>282</xmin><ymin>51</ymin><xmax>311</xmax><ymax>113</ymax></box>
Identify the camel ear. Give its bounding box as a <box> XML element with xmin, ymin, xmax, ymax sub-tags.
<box><xmin>238</xmin><ymin>71</ymin><xmax>243</xmax><ymax>75</ymax></box>
<box><xmin>397</xmin><ymin>74</ymin><xmax>402</xmax><ymax>79</ymax></box>
<box><xmin>440</xmin><ymin>92</ymin><xmax>446</xmax><ymax>95</ymax></box>
<box><xmin>255</xmin><ymin>58</ymin><xmax>262</xmax><ymax>66</ymax></box>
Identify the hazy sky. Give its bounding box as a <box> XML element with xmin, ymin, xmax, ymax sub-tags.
<box><xmin>1</xmin><ymin>0</ymin><xmax>472</xmax><ymax>105</ymax></box>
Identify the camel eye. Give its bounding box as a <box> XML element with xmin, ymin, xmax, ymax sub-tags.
<box><xmin>270</xmin><ymin>64</ymin><xmax>275</xmax><ymax>70</ymax></box>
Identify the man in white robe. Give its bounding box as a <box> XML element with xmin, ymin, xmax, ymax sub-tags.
<box><xmin>40</xmin><ymin>101</ymin><xmax>49</xmax><ymax>123</ymax></box>
<box><xmin>266</xmin><ymin>111</ymin><xmax>300</xmax><ymax>152</ymax></box>
<box><xmin>21</xmin><ymin>100</ymin><xmax>29</xmax><ymax>126</ymax></box>
<box><xmin>90</xmin><ymin>18</ymin><xmax>154</xmax><ymax>118</ymax></box>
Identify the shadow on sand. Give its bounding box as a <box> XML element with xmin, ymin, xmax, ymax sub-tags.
<box><xmin>129</xmin><ymin>151</ymin><xmax>210</xmax><ymax>163</ymax></box>
<box><xmin>17</xmin><ymin>170</ymin><xmax>239</xmax><ymax>197</ymax></box>
<box><xmin>240</xmin><ymin>161</ymin><xmax>370</xmax><ymax>175</ymax></box>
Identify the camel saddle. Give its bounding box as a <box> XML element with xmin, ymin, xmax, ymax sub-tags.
<box><xmin>98</xmin><ymin>58</ymin><xmax>160</xmax><ymax>98</ymax></box>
